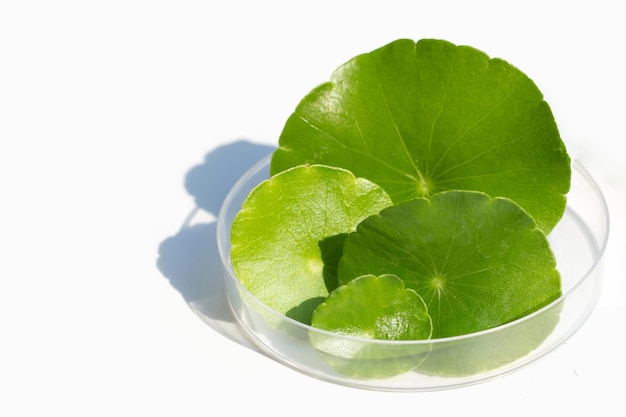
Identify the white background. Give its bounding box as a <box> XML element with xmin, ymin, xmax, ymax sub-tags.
<box><xmin>1</xmin><ymin>1</ymin><xmax>624</xmax><ymax>415</ymax></box>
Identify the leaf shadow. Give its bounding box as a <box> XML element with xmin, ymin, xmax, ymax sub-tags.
<box><xmin>156</xmin><ymin>139</ymin><xmax>275</xmax><ymax>349</ymax></box>
<box><xmin>319</xmin><ymin>233</ymin><xmax>348</xmax><ymax>293</ymax></box>
<box><xmin>283</xmin><ymin>233</ymin><xmax>349</xmax><ymax>325</ymax></box>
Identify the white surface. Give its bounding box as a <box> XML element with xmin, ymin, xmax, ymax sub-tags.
<box><xmin>1</xmin><ymin>1</ymin><xmax>624</xmax><ymax>415</ymax></box>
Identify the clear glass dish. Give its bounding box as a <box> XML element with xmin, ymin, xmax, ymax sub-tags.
<box><xmin>216</xmin><ymin>155</ymin><xmax>609</xmax><ymax>391</ymax></box>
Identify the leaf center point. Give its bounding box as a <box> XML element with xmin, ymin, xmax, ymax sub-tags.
<box><xmin>417</xmin><ymin>174</ymin><xmax>434</xmax><ymax>197</ymax></box>
<box><xmin>307</xmin><ymin>257</ymin><xmax>324</xmax><ymax>275</ymax></box>
<box><xmin>431</xmin><ymin>276</ymin><xmax>446</xmax><ymax>293</ymax></box>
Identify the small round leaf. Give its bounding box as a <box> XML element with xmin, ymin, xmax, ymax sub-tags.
<box><xmin>310</xmin><ymin>274</ymin><xmax>432</xmax><ymax>378</ymax></box>
<box><xmin>311</xmin><ymin>274</ymin><xmax>432</xmax><ymax>340</ymax></box>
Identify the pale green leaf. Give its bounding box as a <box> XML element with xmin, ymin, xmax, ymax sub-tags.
<box><xmin>230</xmin><ymin>164</ymin><xmax>392</xmax><ymax>324</ymax></box>
<box><xmin>310</xmin><ymin>274</ymin><xmax>432</xmax><ymax>378</ymax></box>
<box><xmin>311</xmin><ymin>274</ymin><xmax>432</xmax><ymax>340</ymax></box>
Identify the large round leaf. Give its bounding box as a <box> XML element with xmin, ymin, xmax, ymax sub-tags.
<box><xmin>230</xmin><ymin>164</ymin><xmax>392</xmax><ymax>324</ymax></box>
<box><xmin>271</xmin><ymin>38</ymin><xmax>570</xmax><ymax>232</ymax></box>
<box><xmin>337</xmin><ymin>190</ymin><xmax>561</xmax><ymax>338</ymax></box>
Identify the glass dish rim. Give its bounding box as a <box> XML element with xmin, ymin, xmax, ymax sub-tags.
<box><xmin>216</xmin><ymin>154</ymin><xmax>610</xmax><ymax>346</ymax></box>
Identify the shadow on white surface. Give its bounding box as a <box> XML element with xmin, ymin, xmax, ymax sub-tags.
<box><xmin>157</xmin><ymin>140</ymin><xmax>275</xmax><ymax>349</ymax></box>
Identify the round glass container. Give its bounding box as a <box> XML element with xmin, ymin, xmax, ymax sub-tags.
<box><xmin>216</xmin><ymin>155</ymin><xmax>609</xmax><ymax>391</ymax></box>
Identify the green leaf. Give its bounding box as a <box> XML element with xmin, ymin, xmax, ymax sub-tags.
<box><xmin>230</xmin><ymin>164</ymin><xmax>392</xmax><ymax>324</ymax></box>
<box><xmin>271</xmin><ymin>38</ymin><xmax>570</xmax><ymax>232</ymax></box>
<box><xmin>311</xmin><ymin>274</ymin><xmax>432</xmax><ymax>340</ymax></box>
<box><xmin>337</xmin><ymin>190</ymin><xmax>561</xmax><ymax>339</ymax></box>
<box><xmin>310</xmin><ymin>274</ymin><xmax>432</xmax><ymax>378</ymax></box>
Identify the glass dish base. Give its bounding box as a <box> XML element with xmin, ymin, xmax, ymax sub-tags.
<box><xmin>216</xmin><ymin>156</ymin><xmax>609</xmax><ymax>392</ymax></box>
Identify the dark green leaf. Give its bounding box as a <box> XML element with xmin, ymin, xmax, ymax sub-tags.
<box><xmin>271</xmin><ymin>38</ymin><xmax>570</xmax><ymax>232</ymax></box>
<box><xmin>337</xmin><ymin>190</ymin><xmax>561</xmax><ymax>338</ymax></box>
